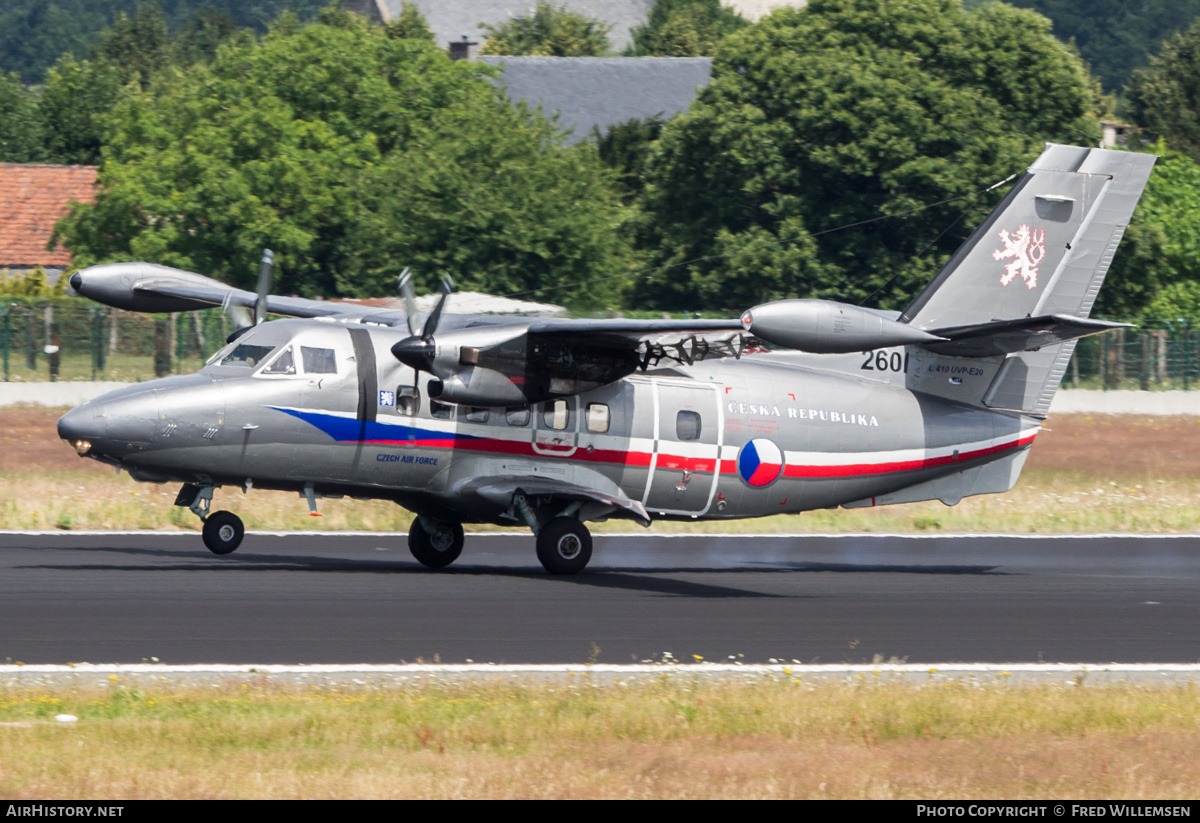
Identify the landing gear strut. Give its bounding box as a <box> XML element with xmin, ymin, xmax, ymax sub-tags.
<box><xmin>536</xmin><ymin>516</ymin><xmax>593</xmax><ymax>575</ymax></box>
<box><xmin>408</xmin><ymin>517</ymin><xmax>464</xmax><ymax>569</ymax></box>
<box><xmin>176</xmin><ymin>483</ymin><xmax>245</xmax><ymax>555</ymax></box>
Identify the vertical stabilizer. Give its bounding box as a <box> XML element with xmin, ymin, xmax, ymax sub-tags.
<box><xmin>900</xmin><ymin>144</ymin><xmax>1155</xmax><ymax>414</ymax></box>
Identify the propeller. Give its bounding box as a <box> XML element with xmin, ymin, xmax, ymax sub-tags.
<box><xmin>397</xmin><ymin>267</ymin><xmax>420</xmax><ymax>337</ymax></box>
<box><xmin>391</xmin><ymin>274</ymin><xmax>454</xmax><ymax>374</ymax></box>
<box><xmin>254</xmin><ymin>249</ymin><xmax>273</xmax><ymax>326</ymax></box>
<box><xmin>224</xmin><ymin>248</ymin><xmax>273</xmax><ymax>343</ymax></box>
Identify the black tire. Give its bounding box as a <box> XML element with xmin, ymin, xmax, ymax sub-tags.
<box><xmin>202</xmin><ymin>510</ymin><xmax>244</xmax><ymax>555</ymax></box>
<box><xmin>536</xmin><ymin>517</ymin><xmax>592</xmax><ymax>575</ymax></box>
<box><xmin>408</xmin><ymin>518</ymin><xmax>464</xmax><ymax>569</ymax></box>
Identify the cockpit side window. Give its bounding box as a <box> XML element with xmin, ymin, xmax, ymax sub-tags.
<box><xmin>261</xmin><ymin>346</ymin><xmax>297</xmax><ymax>375</ymax></box>
<box><xmin>301</xmin><ymin>346</ymin><xmax>337</xmax><ymax>374</ymax></box>
<box><xmin>220</xmin><ymin>344</ymin><xmax>276</xmax><ymax>368</ymax></box>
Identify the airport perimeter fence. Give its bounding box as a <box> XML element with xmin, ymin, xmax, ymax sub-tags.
<box><xmin>0</xmin><ymin>298</ymin><xmax>1199</xmax><ymax>391</ymax></box>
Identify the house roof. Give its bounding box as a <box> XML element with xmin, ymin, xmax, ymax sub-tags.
<box><xmin>0</xmin><ymin>164</ymin><xmax>97</xmax><ymax>269</ymax></box>
<box><xmin>480</xmin><ymin>56</ymin><xmax>711</xmax><ymax>142</ymax></box>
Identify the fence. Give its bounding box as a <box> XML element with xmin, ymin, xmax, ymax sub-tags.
<box><xmin>1</xmin><ymin>299</ymin><xmax>1198</xmax><ymax>390</ymax></box>
<box><xmin>0</xmin><ymin>300</ymin><xmax>231</xmax><ymax>383</ymax></box>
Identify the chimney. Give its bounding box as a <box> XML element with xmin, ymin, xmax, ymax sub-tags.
<box><xmin>449</xmin><ymin>36</ymin><xmax>479</xmax><ymax>61</ymax></box>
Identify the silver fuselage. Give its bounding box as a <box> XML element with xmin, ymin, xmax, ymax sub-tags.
<box><xmin>58</xmin><ymin>318</ymin><xmax>1040</xmax><ymax>525</ymax></box>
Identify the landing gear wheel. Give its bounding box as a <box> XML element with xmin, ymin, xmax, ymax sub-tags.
<box><xmin>408</xmin><ymin>518</ymin><xmax>464</xmax><ymax>569</ymax></box>
<box><xmin>202</xmin><ymin>511</ymin><xmax>244</xmax><ymax>555</ymax></box>
<box><xmin>536</xmin><ymin>517</ymin><xmax>592</xmax><ymax>575</ymax></box>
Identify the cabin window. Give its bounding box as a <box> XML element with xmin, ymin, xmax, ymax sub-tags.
<box><xmin>543</xmin><ymin>399</ymin><xmax>571</xmax><ymax>431</ymax></box>
<box><xmin>676</xmin><ymin>410</ymin><xmax>702</xmax><ymax>441</ymax></box>
<box><xmin>262</xmin><ymin>346</ymin><xmax>296</xmax><ymax>375</ymax></box>
<box><xmin>431</xmin><ymin>401</ymin><xmax>452</xmax><ymax>420</ymax></box>
<box><xmin>220</xmin><ymin>344</ymin><xmax>275</xmax><ymax>368</ymax></box>
<box><xmin>506</xmin><ymin>406</ymin><xmax>530</xmax><ymax>426</ymax></box>
<box><xmin>301</xmin><ymin>346</ymin><xmax>337</xmax><ymax>374</ymax></box>
<box><xmin>397</xmin><ymin>386</ymin><xmax>420</xmax><ymax>416</ymax></box>
<box><xmin>586</xmin><ymin>403</ymin><xmax>610</xmax><ymax>433</ymax></box>
<box><xmin>462</xmin><ymin>406</ymin><xmax>489</xmax><ymax>424</ymax></box>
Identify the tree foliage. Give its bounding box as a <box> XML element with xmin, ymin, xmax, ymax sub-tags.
<box><xmin>1128</xmin><ymin>20</ymin><xmax>1200</xmax><ymax>162</ymax></box>
<box><xmin>480</xmin><ymin>2</ymin><xmax>612</xmax><ymax>57</ymax></box>
<box><xmin>38</xmin><ymin>58</ymin><xmax>129</xmax><ymax>165</ymax></box>
<box><xmin>0</xmin><ymin>0</ymin><xmax>328</xmax><ymax>85</ymax></box>
<box><xmin>627</xmin><ymin>0</ymin><xmax>748</xmax><ymax>57</ymax></box>
<box><xmin>385</xmin><ymin>3</ymin><xmax>434</xmax><ymax>43</ymax></box>
<box><xmin>630</xmin><ymin>0</ymin><xmax>1102</xmax><ymax>312</ymax></box>
<box><xmin>987</xmin><ymin>0</ymin><xmax>1200</xmax><ymax>92</ymax></box>
<box><xmin>0</xmin><ymin>72</ymin><xmax>42</xmax><ymax>163</ymax></box>
<box><xmin>55</xmin><ymin>12</ymin><xmax>631</xmax><ymax>309</ymax></box>
<box><xmin>1103</xmin><ymin>144</ymin><xmax>1200</xmax><ymax>319</ymax></box>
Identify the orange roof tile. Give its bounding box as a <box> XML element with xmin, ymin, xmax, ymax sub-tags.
<box><xmin>0</xmin><ymin>164</ymin><xmax>97</xmax><ymax>269</ymax></box>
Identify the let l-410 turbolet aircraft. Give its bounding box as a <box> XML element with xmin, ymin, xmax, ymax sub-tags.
<box><xmin>58</xmin><ymin>144</ymin><xmax>1154</xmax><ymax>573</ymax></box>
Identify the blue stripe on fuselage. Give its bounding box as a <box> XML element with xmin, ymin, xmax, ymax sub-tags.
<box><xmin>268</xmin><ymin>406</ymin><xmax>476</xmax><ymax>444</ymax></box>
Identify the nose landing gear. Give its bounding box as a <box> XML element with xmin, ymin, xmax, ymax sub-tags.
<box><xmin>202</xmin><ymin>510</ymin><xmax>245</xmax><ymax>555</ymax></box>
<box><xmin>176</xmin><ymin>483</ymin><xmax>245</xmax><ymax>555</ymax></box>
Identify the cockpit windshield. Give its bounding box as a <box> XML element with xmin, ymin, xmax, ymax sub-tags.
<box><xmin>218</xmin><ymin>344</ymin><xmax>277</xmax><ymax>368</ymax></box>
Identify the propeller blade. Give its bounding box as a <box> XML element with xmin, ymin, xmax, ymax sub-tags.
<box><xmin>397</xmin><ymin>267</ymin><xmax>420</xmax><ymax>337</ymax></box>
<box><xmin>421</xmin><ymin>274</ymin><xmax>454</xmax><ymax>342</ymax></box>
<box><xmin>254</xmin><ymin>249</ymin><xmax>273</xmax><ymax>326</ymax></box>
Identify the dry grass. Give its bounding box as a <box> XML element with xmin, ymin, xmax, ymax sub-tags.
<box><xmin>2</xmin><ymin>409</ymin><xmax>1198</xmax><ymax>532</ymax></box>
<box><xmin>1</xmin><ymin>679</ymin><xmax>1198</xmax><ymax>799</ymax></box>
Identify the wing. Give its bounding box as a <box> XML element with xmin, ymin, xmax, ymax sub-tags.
<box><xmin>69</xmin><ymin>262</ymin><xmax>403</xmax><ymax>323</ymax></box>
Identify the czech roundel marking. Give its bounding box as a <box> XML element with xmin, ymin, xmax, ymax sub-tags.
<box><xmin>737</xmin><ymin>439</ymin><xmax>784</xmax><ymax>487</ymax></box>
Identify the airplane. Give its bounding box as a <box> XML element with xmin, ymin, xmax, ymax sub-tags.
<box><xmin>57</xmin><ymin>144</ymin><xmax>1155</xmax><ymax>574</ymax></box>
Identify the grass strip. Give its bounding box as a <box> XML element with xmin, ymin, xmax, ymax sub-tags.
<box><xmin>1</xmin><ymin>679</ymin><xmax>1198</xmax><ymax>798</ymax></box>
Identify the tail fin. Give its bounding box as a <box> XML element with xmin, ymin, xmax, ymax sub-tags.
<box><xmin>900</xmin><ymin>144</ymin><xmax>1156</xmax><ymax>414</ymax></box>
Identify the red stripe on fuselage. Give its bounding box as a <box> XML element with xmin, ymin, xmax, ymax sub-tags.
<box><xmin>361</xmin><ymin>432</ymin><xmax>1035</xmax><ymax>481</ymax></box>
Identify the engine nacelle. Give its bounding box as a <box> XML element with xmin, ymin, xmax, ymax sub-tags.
<box><xmin>393</xmin><ymin>325</ymin><xmax>641</xmax><ymax>407</ymax></box>
<box><xmin>741</xmin><ymin>299</ymin><xmax>942</xmax><ymax>353</ymax></box>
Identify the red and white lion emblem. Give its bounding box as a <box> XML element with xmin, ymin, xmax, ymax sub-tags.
<box><xmin>992</xmin><ymin>224</ymin><xmax>1045</xmax><ymax>289</ymax></box>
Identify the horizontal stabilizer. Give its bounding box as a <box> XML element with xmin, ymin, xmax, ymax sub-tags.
<box><xmin>923</xmin><ymin>315</ymin><xmax>1131</xmax><ymax>358</ymax></box>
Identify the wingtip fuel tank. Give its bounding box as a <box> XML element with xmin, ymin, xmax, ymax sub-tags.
<box><xmin>69</xmin><ymin>262</ymin><xmax>230</xmax><ymax>313</ymax></box>
<box><xmin>740</xmin><ymin>299</ymin><xmax>944</xmax><ymax>353</ymax></box>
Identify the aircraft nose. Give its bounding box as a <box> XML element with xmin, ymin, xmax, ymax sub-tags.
<box><xmin>57</xmin><ymin>384</ymin><xmax>160</xmax><ymax>459</ymax></box>
<box><xmin>58</xmin><ymin>404</ymin><xmax>105</xmax><ymax>456</ymax></box>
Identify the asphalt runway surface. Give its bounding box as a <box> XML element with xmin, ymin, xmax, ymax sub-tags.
<box><xmin>1</xmin><ymin>531</ymin><xmax>1198</xmax><ymax>665</ymax></box>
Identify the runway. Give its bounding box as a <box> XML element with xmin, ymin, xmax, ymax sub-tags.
<box><xmin>1</xmin><ymin>531</ymin><xmax>1198</xmax><ymax>665</ymax></box>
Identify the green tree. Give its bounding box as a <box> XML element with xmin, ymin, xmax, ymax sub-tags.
<box><xmin>90</xmin><ymin>2</ymin><xmax>172</xmax><ymax>90</ymax></box>
<box><xmin>987</xmin><ymin>0</ymin><xmax>1200</xmax><ymax>92</ymax></box>
<box><xmin>38</xmin><ymin>58</ymin><xmax>128</xmax><ymax>165</ymax></box>
<box><xmin>0</xmin><ymin>1</ymin><xmax>330</xmax><ymax>85</ymax></box>
<box><xmin>628</xmin><ymin>0</ymin><xmax>748</xmax><ymax>57</ymax></box>
<box><xmin>0</xmin><ymin>72</ymin><xmax>42</xmax><ymax>162</ymax></box>
<box><xmin>631</xmin><ymin>0</ymin><xmax>1101</xmax><ymax>312</ymax></box>
<box><xmin>1104</xmin><ymin>144</ymin><xmax>1200</xmax><ymax>319</ymax></box>
<box><xmin>55</xmin><ymin>15</ymin><xmax>631</xmax><ymax>309</ymax></box>
<box><xmin>385</xmin><ymin>3</ymin><xmax>434</xmax><ymax>43</ymax></box>
<box><xmin>480</xmin><ymin>3</ymin><xmax>612</xmax><ymax>57</ymax></box>
<box><xmin>171</xmin><ymin>9</ymin><xmax>241</xmax><ymax>67</ymax></box>
<box><xmin>1128</xmin><ymin>20</ymin><xmax>1200</xmax><ymax>162</ymax></box>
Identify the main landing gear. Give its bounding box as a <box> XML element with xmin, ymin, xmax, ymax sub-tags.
<box><xmin>406</xmin><ymin>500</ymin><xmax>595</xmax><ymax>575</ymax></box>
<box><xmin>535</xmin><ymin>517</ymin><xmax>593</xmax><ymax>575</ymax></box>
<box><xmin>408</xmin><ymin>517</ymin><xmax>464</xmax><ymax>569</ymax></box>
<box><xmin>176</xmin><ymin>484</ymin><xmax>245</xmax><ymax>555</ymax></box>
